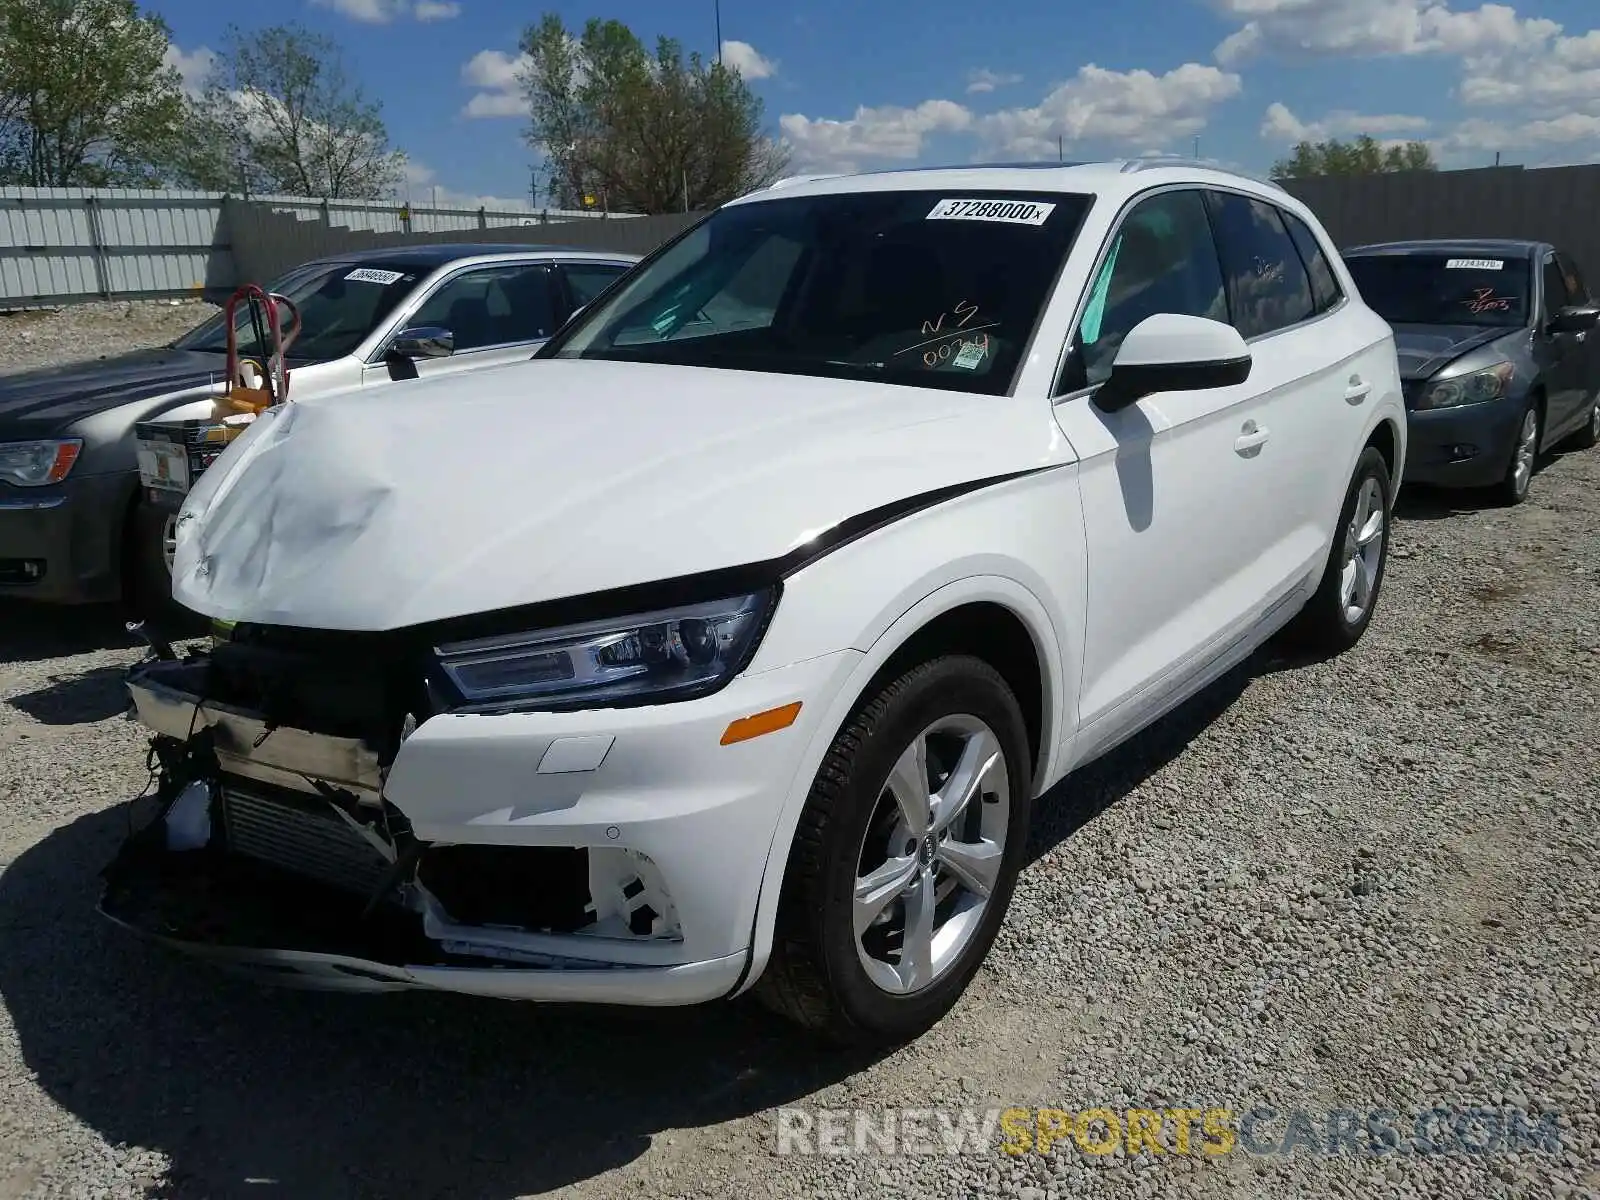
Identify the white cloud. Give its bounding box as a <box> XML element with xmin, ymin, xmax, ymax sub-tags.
<box><xmin>163</xmin><ymin>44</ymin><xmax>216</xmax><ymax>97</ymax></box>
<box><xmin>310</xmin><ymin>0</ymin><xmax>459</xmax><ymax>23</ymax></box>
<box><xmin>400</xmin><ymin>160</ymin><xmax>538</xmax><ymax>212</ymax></box>
<box><xmin>1209</xmin><ymin>0</ymin><xmax>1558</xmax><ymax>65</ymax></box>
<box><xmin>461</xmin><ymin>50</ymin><xmax>530</xmax><ymax>119</ymax></box>
<box><xmin>779</xmin><ymin>100</ymin><xmax>974</xmax><ymax>172</ymax></box>
<box><xmin>721</xmin><ymin>40</ymin><xmax>777</xmax><ymax>80</ymax></box>
<box><xmin>778</xmin><ymin>62</ymin><xmax>1238</xmax><ymax>173</ymax></box>
<box><xmin>976</xmin><ymin>63</ymin><xmax>1242</xmax><ymax>158</ymax></box>
<box><xmin>966</xmin><ymin>68</ymin><xmax>1023</xmax><ymax>94</ymax></box>
<box><xmin>1260</xmin><ymin>101</ymin><xmax>1430</xmax><ymax>144</ymax></box>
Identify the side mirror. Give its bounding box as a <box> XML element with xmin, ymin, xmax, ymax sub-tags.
<box><xmin>387</xmin><ymin>326</ymin><xmax>455</xmax><ymax>360</ymax></box>
<box><xmin>1550</xmin><ymin>306</ymin><xmax>1600</xmax><ymax>334</ymax></box>
<box><xmin>1095</xmin><ymin>313</ymin><xmax>1253</xmax><ymax>413</ymax></box>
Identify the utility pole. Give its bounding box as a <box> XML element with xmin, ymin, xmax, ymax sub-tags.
<box><xmin>1193</xmin><ymin>135</ymin><xmax>1201</xmax><ymax>159</ymax></box>
<box><xmin>715</xmin><ymin>0</ymin><xmax>723</xmax><ymax>64</ymax></box>
<box><xmin>1057</xmin><ymin>135</ymin><xmax>1063</xmax><ymax>163</ymax></box>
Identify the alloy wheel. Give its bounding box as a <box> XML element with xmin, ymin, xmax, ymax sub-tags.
<box><xmin>1512</xmin><ymin>407</ymin><xmax>1539</xmax><ymax>498</ymax></box>
<box><xmin>1339</xmin><ymin>476</ymin><xmax>1385</xmax><ymax>625</ymax></box>
<box><xmin>853</xmin><ymin>715</ymin><xmax>1010</xmax><ymax>996</ymax></box>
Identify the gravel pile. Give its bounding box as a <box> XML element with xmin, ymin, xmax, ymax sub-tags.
<box><xmin>0</xmin><ymin>300</ymin><xmax>216</xmax><ymax>375</ymax></box>
<box><xmin>0</xmin><ymin>313</ymin><xmax>1596</xmax><ymax>1197</ymax></box>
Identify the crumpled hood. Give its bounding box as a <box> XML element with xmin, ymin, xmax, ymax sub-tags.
<box><xmin>172</xmin><ymin>358</ymin><xmax>1052</xmax><ymax>630</ymax></box>
<box><xmin>0</xmin><ymin>348</ymin><xmax>222</xmax><ymax>437</ymax></box>
<box><xmin>1390</xmin><ymin>324</ymin><xmax>1513</xmax><ymax>382</ymax></box>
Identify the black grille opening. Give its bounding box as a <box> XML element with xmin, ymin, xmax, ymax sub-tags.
<box><xmin>203</xmin><ymin>630</ymin><xmax>432</xmax><ymax>759</ymax></box>
<box><xmin>418</xmin><ymin>845</ymin><xmax>595</xmax><ymax>934</ymax></box>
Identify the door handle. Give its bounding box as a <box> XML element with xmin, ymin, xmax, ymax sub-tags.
<box><xmin>1345</xmin><ymin>377</ymin><xmax>1373</xmax><ymax>404</ymax></box>
<box><xmin>1234</xmin><ymin>423</ymin><xmax>1270</xmax><ymax>455</ymax></box>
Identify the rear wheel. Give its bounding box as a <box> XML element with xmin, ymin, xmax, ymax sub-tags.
<box><xmin>756</xmin><ymin>655</ymin><xmax>1033</xmax><ymax>1046</ymax></box>
<box><xmin>1281</xmin><ymin>446</ymin><xmax>1391</xmax><ymax>657</ymax></box>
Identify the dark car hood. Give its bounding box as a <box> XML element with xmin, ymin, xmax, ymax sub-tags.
<box><xmin>1390</xmin><ymin>323</ymin><xmax>1514</xmax><ymax>381</ymax></box>
<box><xmin>0</xmin><ymin>348</ymin><xmax>221</xmax><ymax>437</ymax></box>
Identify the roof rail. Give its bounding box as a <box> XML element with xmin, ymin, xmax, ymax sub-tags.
<box><xmin>1119</xmin><ymin>157</ymin><xmax>1285</xmax><ymax>191</ymax></box>
<box><xmin>765</xmin><ymin>173</ymin><xmax>844</xmax><ymax>190</ymax></box>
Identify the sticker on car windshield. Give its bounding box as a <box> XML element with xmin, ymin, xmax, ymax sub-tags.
<box><xmin>927</xmin><ymin>199</ymin><xmax>1056</xmax><ymax>226</ymax></box>
<box><xmin>344</xmin><ymin>268</ymin><xmax>406</xmax><ymax>285</ymax></box>
<box><xmin>952</xmin><ymin>338</ymin><xmax>989</xmax><ymax>369</ymax></box>
<box><xmin>1445</xmin><ymin>258</ymin><xmax>1504</xmax><ymax>271</ymax></box>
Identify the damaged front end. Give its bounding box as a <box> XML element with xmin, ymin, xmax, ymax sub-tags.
<box><xmin>102</xmin><ymin>627</ymin><xmax>723</xmax><ymax>1002</ymax></box>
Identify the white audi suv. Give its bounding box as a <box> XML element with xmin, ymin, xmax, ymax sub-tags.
<box><xmin>106</xmin><ymin>159</ymin><xmax>1406</xmax><ymax>1046</ymax></box>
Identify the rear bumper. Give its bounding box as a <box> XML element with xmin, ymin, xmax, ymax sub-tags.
<box><xmin>107</xmin><ymin>646</ymin><xmax>859</xmax><ymax>1004</ymax></box>
<box><xmin>1402</xmin><ymin>397</ymin><xmax>1525</xmax><ymax>489</ymax></box>
<box><xmin>0</xmin><ymin>471</ymin><xmax>132</xmax><ymax>603</ymax></box>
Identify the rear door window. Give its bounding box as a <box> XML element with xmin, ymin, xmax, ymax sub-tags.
<box><xmin>1281</xmin><ymin>211</ymin><xmax>1343</xmax><ymax>314</ymax></box>
<box><xmin>1205</xmin><ymin>192</ymin><xmax>1317</xmax><ymax>339</ymax></box>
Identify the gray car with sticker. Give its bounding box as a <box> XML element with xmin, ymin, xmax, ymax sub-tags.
<box><xmin>1342</xmin><ymin>238</ymin><xmax>1600</xmax><ymax>505</ymax></box>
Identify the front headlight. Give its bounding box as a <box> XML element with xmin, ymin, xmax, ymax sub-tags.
<box><xmin>433</xmin><ymin>589</ymin><xmax>777</xmax><ymax>711</ymax></box>
<box><xmin>1417</xmin><ymin>361</ymin><xmax>1515</xmax><ymax>410</ymax></box>
<box><xmin>0</xmin><ymin>438</ymin><xmax>83</xmax><ymax>487</ymax></box>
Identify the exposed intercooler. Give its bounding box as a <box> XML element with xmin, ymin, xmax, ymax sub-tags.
<box><xmin>219</xmin><ymin>781</ymin><xmax>394</xmax><ymax>898</ymax></box>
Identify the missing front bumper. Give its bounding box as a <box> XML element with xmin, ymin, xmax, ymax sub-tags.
<box><xmin>99</xmin><ymin>834</ymin><xmax>743</xmax><ymax>1003</ymax></box>
<box><xmin>108</xmin><ymin>657</ymin><xmax>723</xmax><ymax>1003</ymax></box>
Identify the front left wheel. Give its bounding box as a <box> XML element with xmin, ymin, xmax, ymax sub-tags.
<box><xmin>756</xmin><ymin>655</ymin><xmax>1033</xmax><ymax>1046</ymax></box>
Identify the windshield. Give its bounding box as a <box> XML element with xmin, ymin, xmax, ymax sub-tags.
<box><xmin>1345</xmin><ymin>254</ymin><xmax>1531</xmax><ymax>329</ymax></box>
<box><xmin>542</xmin><ymin>189</ymin><xmax>1093</xmax><ymax>395</ymax></box>
<box><xmin>171</xmin><ymin>261</ymin><xmax>424</xmax><ymax>361</ymax></box>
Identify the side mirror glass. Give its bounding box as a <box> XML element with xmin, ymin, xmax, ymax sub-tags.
<box><xmin>387</xmin><ymin>326</ymin><xmax>455</xmax><ymax>359</ymax></box>
<box><xmin>1095</xmin><ymin>313</ymin><xmax>1253</xmax><ymax>413</ymax></box>
<box><xmin>1551</xmin><ymin>306</ymin><xmax>1600</xmax><ymax>334</ymax></box>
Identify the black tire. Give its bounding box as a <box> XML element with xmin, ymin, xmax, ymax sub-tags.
<box><xmin>756</xmin><ymin>655</ymin><xmax>1033</xmax><ymax>1047</ymax></box>
<box><xmin>1568</xmin><ymin>396</ymin><xmax>1600</xmax><ymax>451</ymax></box>
<box><xmin>1281</xmin><ymin>446</ymin><xmax>1392</xmax><ymax>658</ymax></box>
<box><xmin>1495</xmin><ymin>399</ymin><xmax>1541</xmax><ymax>507</ymax></box>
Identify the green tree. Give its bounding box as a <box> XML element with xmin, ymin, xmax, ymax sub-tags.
<box><xmin>519</xmin><ymin>14</ymin><xmax>788</xmax><ymax>214</ymax></box>
<box><xmin>0</xmin><ymin>0</ymin><xmax>184</xmax><ymax>185</ymax></box>
<box><xmin>172</xmin><ymin>23</ymin><xmax>403</xmax><ymax>198</ymax></box>
<box><xmin>1271</xmin><ymin>135</ymin><xmax>1438</xmax><ymax>180</ymax></box>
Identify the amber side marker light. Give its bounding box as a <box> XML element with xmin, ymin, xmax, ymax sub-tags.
<box><xmin>721</xmin><ymin>702</ymin><xmax>803</xmax><ymax>746</ymax></box>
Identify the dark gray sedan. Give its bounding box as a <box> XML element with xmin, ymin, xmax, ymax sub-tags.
<box><xmin>1342</xmin><ymin>238</ymin><xmax>1600</xmax><ymax>505</ymax></box>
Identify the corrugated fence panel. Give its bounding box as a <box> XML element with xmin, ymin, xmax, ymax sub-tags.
<box><xmin>1281</xmin><ymin>165</ymin><xmax>1600</xmax><ymax>280</ymax></box>
<box><xmin>1</xmin><ymin>186</ymin><xmax>633</xmax><ymax>309</ymax></box>
<box><xmin>17</xmin><ymin>170</ymin><xmax>1600</xmax><ymax>310</ymax></box>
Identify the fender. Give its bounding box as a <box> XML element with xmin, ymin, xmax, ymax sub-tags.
<box><xmin>730</xmin><ymin>572</ymin><xmax>1073</xmax><ymax>998</ymax></box>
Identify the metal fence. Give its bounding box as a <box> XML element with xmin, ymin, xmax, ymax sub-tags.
<box><xmin>1281</xmin><ymin>164</ymin><xmax>1600</xmax><ymax>279</ymax></box>
<box><xmin>0</xmin><ymin>186</ymin><xmax>645</xmax><ymax>309</ymax></box>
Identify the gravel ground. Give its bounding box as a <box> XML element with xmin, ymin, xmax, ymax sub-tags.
<box><xmin>0</xmin><ymin>300</ymin><xmax>215</xmax><ymax>375</ymax></box>
<box><xmin>0</xmin><ymin>308</ymin><xmax>1597</xmax><ymax>1199</ymax></box>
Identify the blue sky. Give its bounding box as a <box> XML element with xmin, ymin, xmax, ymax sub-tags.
<box><xmin>155</xmin><ymin>0</ymin><xmax>1600</xmax><ymax>209</ymax></box>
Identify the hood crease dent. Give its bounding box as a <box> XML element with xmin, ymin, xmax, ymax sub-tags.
<box><xmin>170</xmin><ymin>359</ymin><xmax>1054</xmax><ymax>631</ymax></box>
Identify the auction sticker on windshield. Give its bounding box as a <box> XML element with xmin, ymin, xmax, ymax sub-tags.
<box><xmin>927</xmin><ymin>199</ymin><xmax>1056</xmax><ymax>226</ymax></box>
<box><xmin>1445</xmin><ymin>259</ymin><xmax>1504</xmax><ymax>271</ymax></box>
<box><xmin>345</xmin><ymin>268</ymin><xmax>406</xmax><ymax>285</ymax></box>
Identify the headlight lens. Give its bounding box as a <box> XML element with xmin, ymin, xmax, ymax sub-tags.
<box><xmin>434</xmin><ymin>589</ymin><xmax>775</xmax><ymax>710</ymax></box>
<box><xmin>0</xmin><ymin>439</ymin><xmax>83</xmax><ymax>486</ymax></box>
<box><xmin>1418</xmin><ymin>361</ymin><xmax>1514</xmax><ymax>410</ymax></box>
